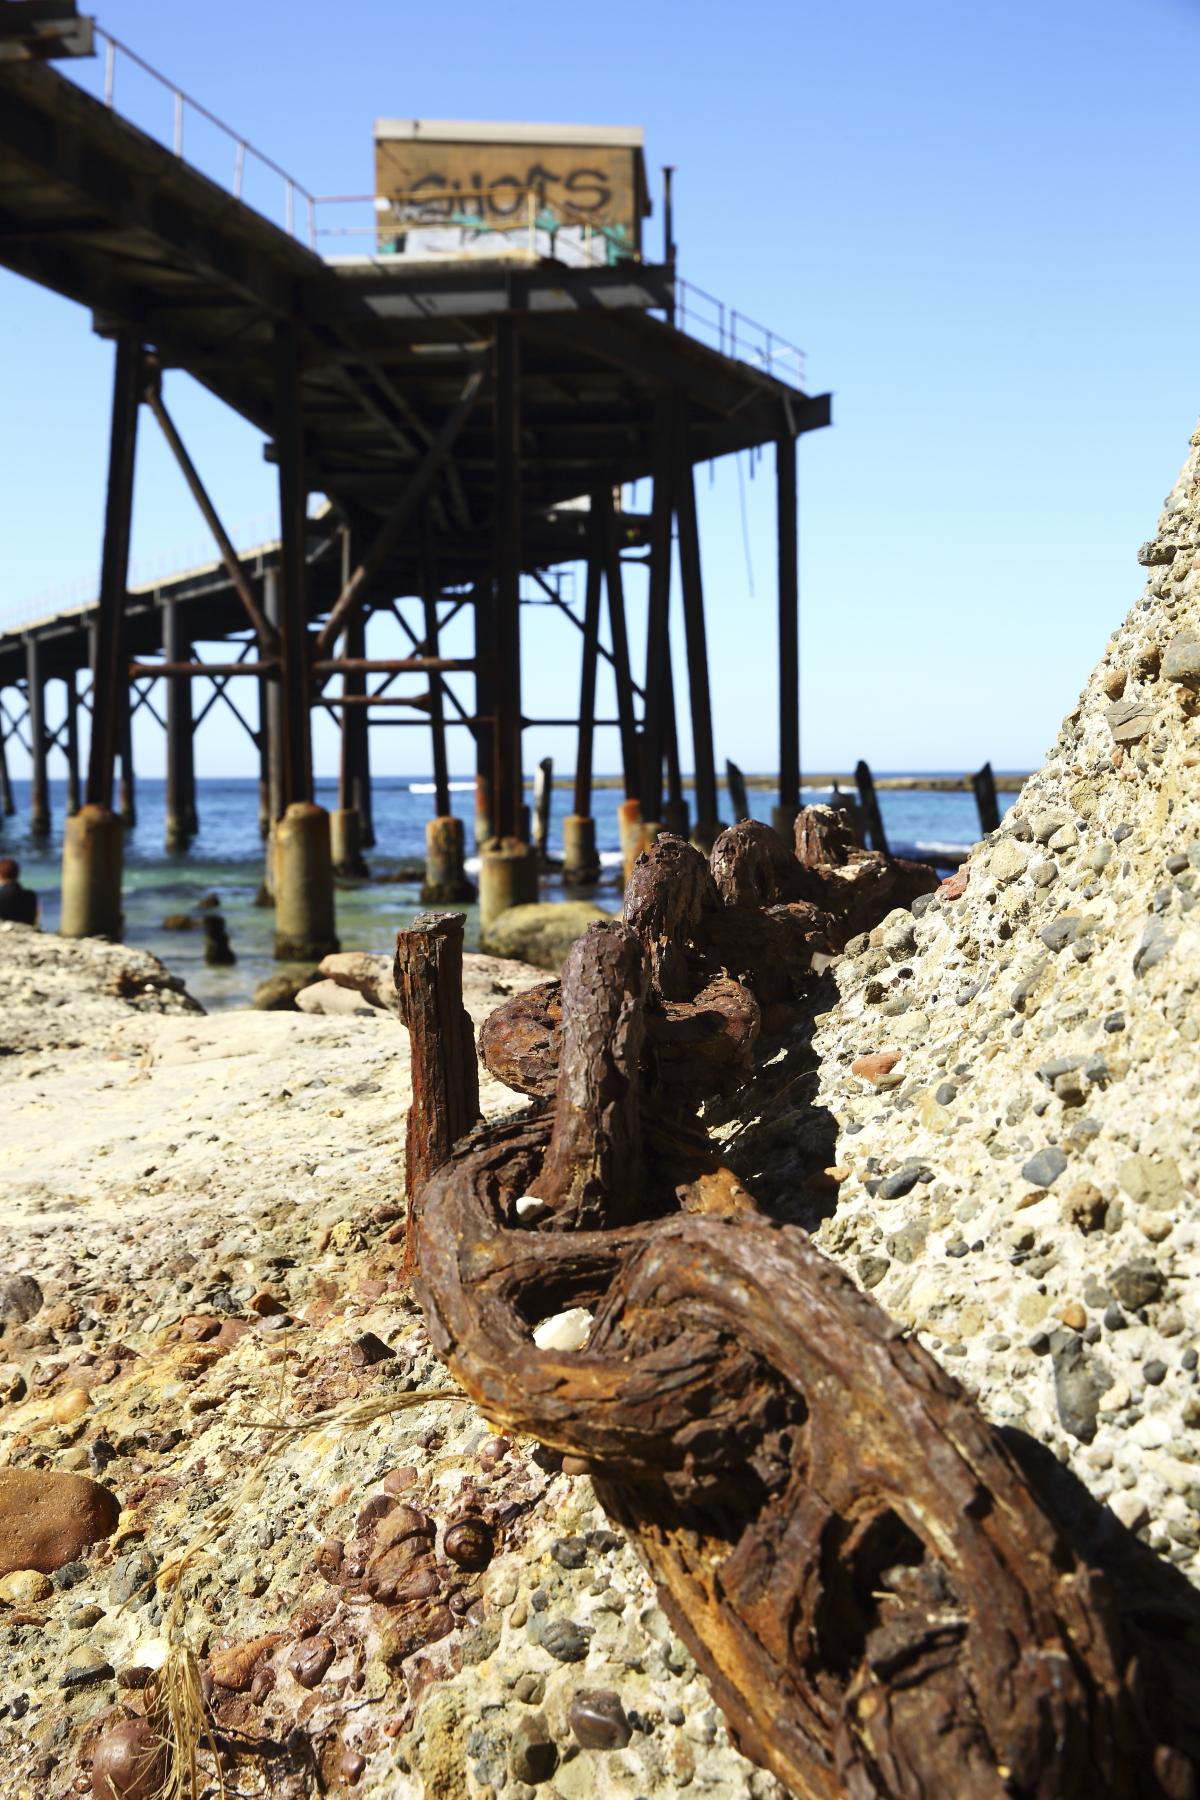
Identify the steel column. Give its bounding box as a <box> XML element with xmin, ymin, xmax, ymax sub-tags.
<box><xmin>473</xmin><ymin>578</ymin><xmax>495</xmax><ymax>849</ymax></box>
<box><xmin>675</xmin><ymin>412</ymin><xmax>719</xmax><ymax>836</ymax></box>
<box><xmin>777</xmin><ymin>432</ymin><xmax>800</xmax><ymax>814</ymax></box>
<box><xmin>596</xmin><ymin>487</ymin><xmax>640</xmax><ymax>801</ymax></box>
<box><xmin>163</xmin><ymin>599</ymin><xmax>196</xmax><ymax>847</ymax></box>
<box><xmin>493</xmin><ymin>315</ymin><xmax>523</xmax><ymax>841</ymax></box>
<box><xmin>421</xmin><ymin>509</ymin><xmax>451</xmax><ymax>819</ymax></box>
<box><xmin>0</xmin><ymin>709</ymin><xmax>14</xmax><ymax>817</ymax></box>
<box><xmin>87</xmin><ymin>328</ymin><xmax>140</xmax><ymax>809</ymax></box>
<box><xmin>274</xmin><ymin>322</ymin><xmax>312</xmax><ymax>807</ymax></box>
<box><xmin>572</xmin><ymin>515</ymin><xmax>603</xmax><ymax>820</ymax></box>
<box><xmin>64</xmin><ymin>673</ymin><xmax>80</xmax><ymax>817</ymax></box>
<box><xmin>263</xmin><ymin>569</ymin><xmax>285</xmax><ymax>826</ymax></box>
<box><xmin>26</xmin><ymin>637</ymin><xmax>49</xmax><ymax>835</ymax></box>
<box><xmin>640</xmin><ymin>394</ymin><xmax>675</xmax><ymax>824</ymax></box>
<box><xmin>118</xmin><ymin>709</ymin><xmax>136</xmax><ymax>828</ymax></box>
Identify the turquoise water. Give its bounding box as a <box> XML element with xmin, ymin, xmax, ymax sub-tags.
<box><xmin>0</xmin><ymin>776</ymin><xmax>1006</xmax><ymax>1010</ymax></box>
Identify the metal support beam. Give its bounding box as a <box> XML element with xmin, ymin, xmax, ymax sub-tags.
<box><xmin>473</xmin><ymin>578</ymin><xmax>495</xmax><ymax>850</ymax></box>
<box><xmin>118</xmin><ymin>705</ymin><xmax>136</xmax><ymax>828</ymax></box>
<box><xmin>777</xmin><ymin>432</ymin><xmax>799</xmax><ymax>813</ymax></box>
<box><xmin>596</xmin><ymin>488</ymin><xmax>641</xmax><ymax>801</ymax></box>
<box><xmin>64</xmin><ymin>672</ymin><xmax>79</xmax><ymax>817</ymax></box>
<box><xmin>493</xmin><ymin>316</ymin><xmax>523</xmax><ymax>841</ymax></box>
<box><xmin>336</xmin><ymin>530</ymin><xmax>375</xmax><ymax>849</ymax></box>
<box><xmin>26</xmin><ymin>637</ymin><xmax>49</xmax><ymax>834</ymax></box>
<box><xmin>313</xmin><ymin>368</ymin><xmax>484</xmax><ymax>661</ymax></box>
<box><xmin>88</xmin><ymin>327</ymin><xmax>140</xmax><ymax>809</ymax></box>
<box><xmin>573</xmin><ymin>515</ymin><xmax>603</xmax><ymax>820</ymax></box>
<box><xmin>640</xmin><ymin>394</ymin><xmax>674</xmax><ymax>824</ymax></box>
<box><xmin>263</xmin><ymin>569</ymin><xmax>285</xmax><ymax>826</ymax></box>
<box><xmin>675</xmin><ymin>409</ymin><xmax>718</xmax><ymax>834</ymax></box>
<box><xmin>421</xmin><ymin>510</ymin><xmax>451</xmax><ymax>819</ymax></box>
<box><xmin>274</xmin><ymin>321</ymin><xmax>312</xmax><ymax>807</ymax></box>
<box><xmin>163</xmin><ymin>598</ymin><xmax>196</xmax><ymax>847</ymax></box>
<box><xmin>0</xmin><ymin>704</ymin><xmax>15</xmax><ymax>818</ymax></box>
<box><xmin>145</xmin><ymin>381</ymin><xmax>277</xmax><ymax>653</ymax></box>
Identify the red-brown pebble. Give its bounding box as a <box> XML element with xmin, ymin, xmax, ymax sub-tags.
<box><xmin>0</xmin><ymin>1469</ymin><xmax>120</xmax><ymax>1576</ymax></box>
<box><xmin>849</xmin><ymin>1051</ymin><xmax>902</xmax><ymax>1086</ymax></box>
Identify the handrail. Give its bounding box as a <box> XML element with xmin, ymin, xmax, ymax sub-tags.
<box><xmin>93</xmin><ymin>27</ymin><xmax>318</xmax><ymax>248</ymax></box>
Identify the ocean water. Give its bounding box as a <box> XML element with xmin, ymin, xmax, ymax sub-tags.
<box><xmin>0</xmin><ymin>777</ymin><xmax>1010</xmax><ymax>1011</ymax></box>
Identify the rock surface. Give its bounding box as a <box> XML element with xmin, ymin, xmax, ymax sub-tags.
<box><xmin>480</xmin><ymin>901</ymin><xmax>615</xmax><ymax>972</ymax></box>
<box><xmin>0</xmin><ymin>922</ymin><xmax>778</xmax><ymax>1799</ymax></box>
<box><xmin>0</xmin><ymin>1470</ymin><xmax>120</xmax><ymax>1576</ymax></box>
<box><xmin>727</xmin><ymin>417</ymin><xmax>1200</xmax><ymax>1597</ymax></box>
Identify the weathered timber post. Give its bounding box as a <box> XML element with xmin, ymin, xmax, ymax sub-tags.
<box><xmin>64</xmin><ymin>671</ymin><xmax>80</xmax><ymax>818</ymax></box>
<box><xmin>393</xmin><ymin>909</ymin><xmax>480</xmax><ymax>1269</ymax></box>
<box><xmin>480</xmin><ymin>316</ymin><xmax>537</xmax><ymax>928</ymax></box>
<box><xmin>855</xmin><ymin>757</ymin><xmax>889</xmax><ymax>855</ymax></box>
<box><xmin>639</xmin><ymin>392</ymin><xmax>674</xmax><ymax>836</ymax></box>
<box><xmin>675</xmin><ymin>407</ymin><xmax>721</xmax><ymax>852</ymax></box>
<box><xmin>273</xmin><ymin>322</ymin><xmax>337</xmax><ymax>960</ymax></box>
<box><xmin>163</xmin><ymin>599</ymin><xmax>197</xmax><ymax>849</ymax></box>
<box><xmin>973</xmin><ymin>758</ymin><xmax>1001</xmax><ymax>834</ymax></box>
<box><xmin>772</xmin><ymin>430</ymin><xmax>800</xmax><ymax>845</ymax></box>
<box><xmin>564</xmin><ymin>513</ymin><xmax>603</xmax><ymax>885</ymax></box>
<box><xmin>25</xmin><ymin>636</ymin><xmax>49</xmax><ymax>836</ymax></box>
<box><xmin>61</xmin><ymin>328</ymin><xmax>139</xmax><ymax>940</ymax></box>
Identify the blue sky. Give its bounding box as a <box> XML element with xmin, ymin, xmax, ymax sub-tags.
<box><xmin>3</xmin><ymin>0</ymin><xmax>1199</xmax><ymax>781</ymax></box>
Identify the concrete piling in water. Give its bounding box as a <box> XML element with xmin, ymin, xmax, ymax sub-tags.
<box><xmin>60</xmin><ymin>805</ymin><xmax>123</xmax><ymax>940</ymax></box>
<box><xmin>330</xmin><ymin>808</ymin><xmax>369</xmax><ymax>880</ymax></box>
<box><xmin>479</xmin><ymin>836</ymin><xmax>538</xmax><ymax>930</ymax></box>
<box><xmin>422</xmin><ymin>815</ymin><xmax>475</xmax><ymax>904</ymax></box>
<box><xmin>562</xmin><ymin>814</ymin><xmax>600</xmax><ymax>885</ymax></box>
<box><xmin>617</xmin><ymin>797</ymin><xmax>644</xmax><ymax>883</ymax></box>
<box><xmin>274</xmin><ymin>802</ymin><xmax>339</xmax><ymax>961</ymax></box>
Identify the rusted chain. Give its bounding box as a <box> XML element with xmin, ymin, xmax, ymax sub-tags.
<box><xmin>397</xmin><ymin>819</ymin><xmax>1193</xmax><ymax>1799</ymax></box>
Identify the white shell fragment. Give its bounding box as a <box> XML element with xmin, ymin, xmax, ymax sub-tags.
<box><xmin>532</xmin><ymin>1307</ymin><xmax>594</xmax><ymax>1352</ymax></box>
<box><xmin>515</xmin><ymin>1194</ymin><xmax>549</xmax><ymax>1223</ymax></box>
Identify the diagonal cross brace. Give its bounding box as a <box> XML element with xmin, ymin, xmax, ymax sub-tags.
<box><xmin>313</xmin><ymin>369</ymin><xmax>484</xmax><ymax>661</ymax></box>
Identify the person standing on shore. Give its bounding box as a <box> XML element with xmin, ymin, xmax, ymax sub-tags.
<box><xmin>0</xmin><ymin>859</ymin><xmax>39</xmax><ymax>926</ymax></box>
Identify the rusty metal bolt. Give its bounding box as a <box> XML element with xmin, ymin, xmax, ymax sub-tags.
<box><xmin>443</xmin><ymin>1517</ymin><xmax>494</xmax><ymax>1570</ymax></box>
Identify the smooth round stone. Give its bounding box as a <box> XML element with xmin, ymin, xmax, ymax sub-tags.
<box><xmin>569</xmin><ymin>1689</ymin><xmax>632</xmax><ymax>1751</ymax></box>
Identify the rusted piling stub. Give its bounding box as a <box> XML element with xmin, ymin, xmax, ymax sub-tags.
<box><xmin>393</xmin><ymin>910</ymin><xmax>480</xmax><ymax>1238</ymax></box>
<box><xmin>421</xmin><ymin>814</ymin><xmax>475</xmax><ymax>904</ymax></box>
<box><xmin>407</xmin><ymin>822</ymin><xmax>1195</xmax><ymax>1800</ymax></box>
